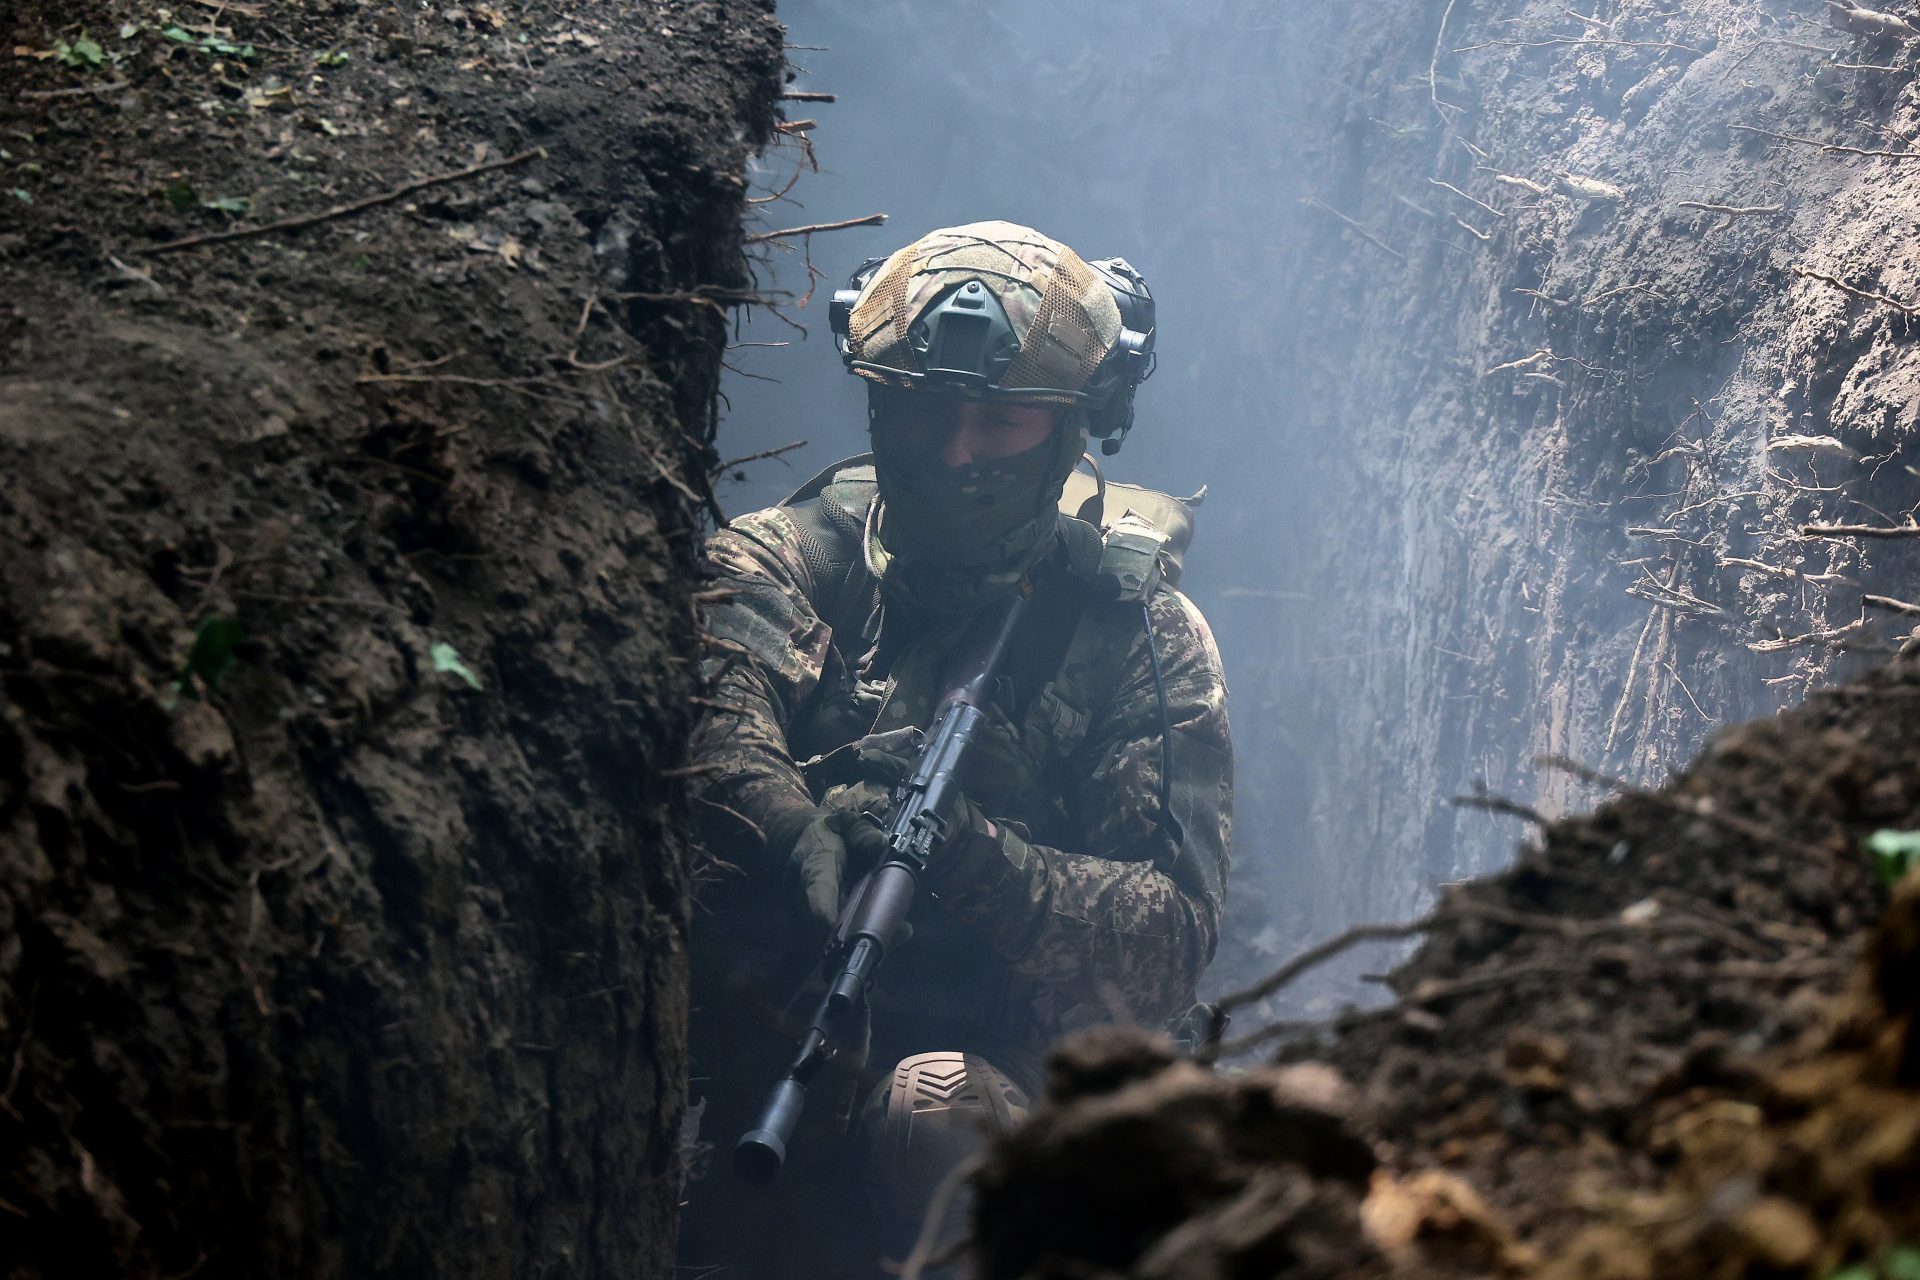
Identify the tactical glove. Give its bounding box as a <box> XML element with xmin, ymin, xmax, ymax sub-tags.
<box><xmin>780</xmin><ymin>795</ymin><xmax>892</xmax><ymax>930</ymax></box>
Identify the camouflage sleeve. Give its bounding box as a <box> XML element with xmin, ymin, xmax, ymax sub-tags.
<box><xmin>687</xmin><ymin>509</ymin><xmax>833</xmax><ymax>869</ymax></box>
<box><xmin>926</xmin><ymin>589</ymin><xmax>1233</xmax><ymax>1031</ymax></box>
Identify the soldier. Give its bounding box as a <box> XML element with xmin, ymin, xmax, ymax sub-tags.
<box><xmin>680</xmin><ymin>221</ymin><xmax>1232</xmax><ymax>1275</ymax></box>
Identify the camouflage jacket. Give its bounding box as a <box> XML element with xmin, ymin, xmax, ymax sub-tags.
<box><xmin>690</xmin><ymin>462</ymin><xmax>1232</xmax><ymax>1060</ymax></box>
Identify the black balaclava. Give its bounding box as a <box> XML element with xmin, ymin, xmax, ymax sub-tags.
<box><xmin>867</xmin><ymin>389</ymin><xmax>1088</xmax><ymax>619</ymax></box>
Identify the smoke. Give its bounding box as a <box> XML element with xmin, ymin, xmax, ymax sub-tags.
<box><xmin>714</xmin><ymin>0</ymin><xmax>1551</xmax><ymax>1010</ymax></box>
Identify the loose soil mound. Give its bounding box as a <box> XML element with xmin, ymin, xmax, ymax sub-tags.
<box><xmin>1</xmin><ymin>2</ymin><xmax>778</xmax><ymax>1276</ymax></box>
<box><xmin>975</xmin><ymin>645</ymin><xmax>1920</xmax><ymax>1278</ymax></box>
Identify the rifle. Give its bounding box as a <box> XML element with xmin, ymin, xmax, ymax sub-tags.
<box><xmin>733</xmin><ymin>585</ymin><xmax>1031</xmax><ymax>1182</ymax></box>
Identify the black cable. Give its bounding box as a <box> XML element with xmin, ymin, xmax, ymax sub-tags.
<box><xmin>1142</xmin><ymin>599</ymin><xmax>1181</xmax><ymax>844</ymax></box>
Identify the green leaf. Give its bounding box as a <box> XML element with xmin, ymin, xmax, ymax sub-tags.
<box><xmin>1867</xmin><ymin>830</ymin><xmax>1920</xmax><ymax>887</ymax></box>
<box><xmin>9</xmin><ymin>189</ymin><xmax>30</xmax><ymax>205</ymax></box>
<box><xmin>157</xmin><ymin>26</ymin><xmax>255</xmax><ymax>58</ymax></box>
<box><xmin>163</xmin><ymin>178</ymin><xmax>198</xmax><ymax>211</ymax></box>
<box><xmin>317</xmin><ymin>49</ymin><xmax>350</xmax><ymax>67</ymax></box>
<box><xmin>71</xmin><ymin>35</ymin><xmax>105</xmax><ymax>65</ymax></box>
<box><xmin>430</xmin><ymin>641</ymin><xmax>482</xmax><ymax>690</ymax></box>
<box><xmin>1885</xmin><ymin>1243</ymin><xmax>1920</xmax><ymax>1280</ymax></box>
<box><xmin>202</xmin><ymin>195</ymin><xmax>250</xmax><ymax>215</ymax></box>
<box><xmin>1827</xmin><ymin>1244</ymin><xmax>1920</xmax><ymax>1280</ymax></box>
<box><xmin>173</xmin><ymin>616</ymin><xmax>245</xmax><ymax>700</ymax></box>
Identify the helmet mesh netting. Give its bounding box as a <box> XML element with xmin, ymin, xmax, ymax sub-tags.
<box><xmin>846</xmin><ymin>221</ymin><xmax>1121</xmax><ymax>399</ymax></box>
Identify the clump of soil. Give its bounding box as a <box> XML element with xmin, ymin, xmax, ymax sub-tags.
<box><xmin>975</xmin><ymin>646</ymin><xmax>1920</xmax><ymax>1277</ymax></box>
<box><xmin>1538</xmin><ymin>870</ymin><xmax>1920</xmax><ymax>1279</ymax></box>
<box><xmin>974</xmin><ymin>1028</ymin><xmax>1383</xmax><ymax>1280</ymax></box>
<box><xmin>1300</xmin><ymin>651</ymin><xmax>1913</xmax><ymax>1252</ymax></box>
<box><xmin>1</xmin><ymin>1</ymin><xmax>779</xmax><ymax>1276</ymax></box>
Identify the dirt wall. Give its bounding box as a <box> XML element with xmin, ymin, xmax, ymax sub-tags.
<box><xmin>1238</xmin><ymin>0</ymin><xmax>1920</xmax><ymax>972</ymax></box>
<box><xmin>965</xmin><ymin>1</ymin><xmax>1920</xmax><ymax>1274</ymax></box>
<box><xmin>0</xmin><ymin>2</ymin><xmax>779</xmax><ymax>1276</ymax></box>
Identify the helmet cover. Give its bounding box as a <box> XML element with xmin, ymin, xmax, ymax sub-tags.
<box><xmin>842</xmin><ymin>221</ymin><xmax>1125</xmax><ymax>407</ymax></box>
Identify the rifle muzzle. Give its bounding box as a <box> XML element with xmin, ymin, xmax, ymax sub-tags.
<box><xmin>733</xmin><ymin>1077</ymin><xmax>806</xmax><ymax>1183</ymax></box>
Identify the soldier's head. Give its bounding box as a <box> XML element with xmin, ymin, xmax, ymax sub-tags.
<box><xmin>829</xmin><ymin>221</ymin><xmax>1155</xmax><ymax>609</ymax></box>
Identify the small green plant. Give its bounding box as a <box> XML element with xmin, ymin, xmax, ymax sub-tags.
<box><xmin>1828</xmin><ymin>1242</ymin><xmax>1920</xmax><ymax>1280</ymax></box>
<box><xmin>430</xmin><ymin>641</ymin><xmax>483</xmax><ymax>690</ymax></box>
<box><xmin>160</xmin><ymin>25</ymin><xmax>256</xmax><ymax>58</ymax></box>
<box><xmin>54</xmin><ymin>34</ymin><xmax>106</xmax><ymax>69</ymax></box>
<box><xmin>1866</xmin><ymin>830</ymin><xmax>1920</xmax><ymax>887</ymax></box>
<box><xmin>172</xmin><ymin>616</ymin><xmax>246</xmax><ymax>701</ymax></box>
<box><xmin>316</xmin><ymin>49</ymin><xmax>350</xmax><ymax>67</ymax></box>
<box><xmin>9</xmin><ymin>189</ymin><xmax>31</xmax><ymax>205</ymax></box>
<box><xmin>160</xmin><ymin>181</ymin><xmax>252</xmax><ymax>217</ymax></box>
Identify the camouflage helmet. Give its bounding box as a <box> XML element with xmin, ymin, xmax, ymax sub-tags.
<box><xmin>828</xmin><ymin>221</ymin><xmax>1156</xmax><ymax>453</ymax></box>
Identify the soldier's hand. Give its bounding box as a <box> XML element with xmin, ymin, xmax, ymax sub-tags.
<box><xmin>784</xmin><ymin>804</ymin><xmax>890</xmax><ymax>930</ymax></box>
<box><xmin>914</xmin><ymin>784</ymin><xmax>1036</xmax><ymax>894</ymax></box>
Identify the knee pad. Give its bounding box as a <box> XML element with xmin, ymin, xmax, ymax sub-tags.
<box><xmin>860</xmin><ymin>1051</ymin><xmax>1031</xmax><ymax>1234</ymax></box>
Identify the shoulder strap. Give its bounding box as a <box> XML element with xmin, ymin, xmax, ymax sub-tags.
<box><xmin>1096</xmin><ymin>512</ymin><xmax>1171</xmax><ymax>603</ymax></box>
<box><xmin>1017</xmin><ymin>516</ymin><xmax>1112</xmax><ymax>758</ymax></box>
<box><xmin>1059</xmin><ymin>463</ymin><xmax>1205</xmax><ymax>588</ymax></box>
<box><xmin>781</xmin><ymin>451</ymin><xmax>875</xmax><ymax>508</ymax></box>
<box><xmin>1023</xmin><ymin>508</ymin><xmax>1180</xmax><ymax>759</ymax></box>
<box><xmin>777</xmin><ymin>455</ymin><xmax>879</xmax><ymax>636</ymax></box>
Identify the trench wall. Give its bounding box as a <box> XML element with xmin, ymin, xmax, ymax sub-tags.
<box><xmin>0</xmin><ymin>2</ymin><xmax>781</xmax><ymax>1275</ymax></box>
<box><xmin>1239</xmin><ymin>0</ymin><xmax>1920</xmax><ymax>969</ymax></box>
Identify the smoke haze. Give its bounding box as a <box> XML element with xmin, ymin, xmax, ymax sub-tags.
<box><xmin>715</xmin><ymin>0</ymin><xmax>1914</xmax><ymax>1014</ymax></box>
<box><xmin>717</xmin><ymin>1</ymin><xmax>1376</xmax><ymax>1008</ymax></box>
